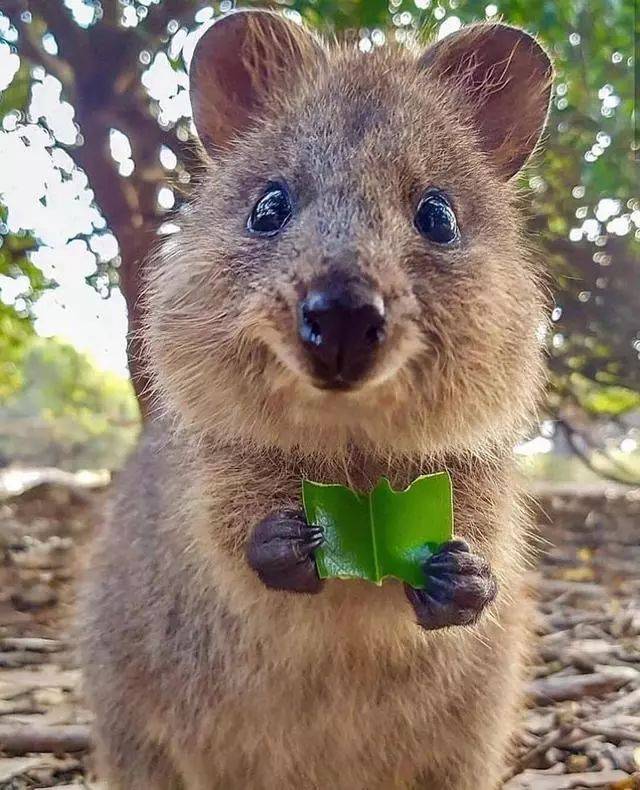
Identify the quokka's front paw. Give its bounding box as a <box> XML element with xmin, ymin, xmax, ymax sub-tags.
<box><xmin>246</xmin><ymin>510</ymin><xmax>325</xmax><ymax>594</ymax></box>
<box><xmin>404</xmin><ymin>539</ymin><xmax>497</xmax><ymax>631</ymax></box>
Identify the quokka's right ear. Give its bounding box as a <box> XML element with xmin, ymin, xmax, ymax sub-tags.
<box><xmin>189</xmin><ymin>10</ymin><xmax>325</xmax><ymax>155</ymax></box>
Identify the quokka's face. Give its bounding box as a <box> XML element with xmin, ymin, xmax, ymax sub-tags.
<box><xmin>146</xmin><ymin>11</ymin><xmax>553</xmax><ymax>455</ymax></box>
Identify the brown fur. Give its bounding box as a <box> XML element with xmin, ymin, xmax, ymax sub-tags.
<box><xmin>81</xmin><ymin>12</ymin><xmax>552</xmax><ymax>789</ymax></box>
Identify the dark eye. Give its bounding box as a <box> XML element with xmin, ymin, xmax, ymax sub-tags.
<box><xmin>414</xmin><ymin>191</ymin><xmax>459</xmax><ymax>245</ymax></box>
<box><xmin>247</xmin><ymin>183</ymin><xmax>292</xmax><ymax>236</ymax></box>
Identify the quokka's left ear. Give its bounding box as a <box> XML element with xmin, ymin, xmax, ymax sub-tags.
<box><xmin>420</xmin><ymin>23</ymin><xmax>554</xmax><ymax>179</ymax></box>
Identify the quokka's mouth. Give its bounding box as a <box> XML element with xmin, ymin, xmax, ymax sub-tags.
<box><xmin>310</xmin><ymin>376</ymin><xmax>362</xmax><ymax>393</ymax></box>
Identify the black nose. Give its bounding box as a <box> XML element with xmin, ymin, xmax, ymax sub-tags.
<box><xmin>298</xmin><ymin>281</ymin><xmax>386</xmax><ymax>388</ymax></box>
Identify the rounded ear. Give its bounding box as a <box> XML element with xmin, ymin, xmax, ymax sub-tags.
<box><xmin>189</xmin><ymin>10</ymin><xmax>324</xmax><ymax>154</ymax></box>
<box><xmin>420</xmin><ymin>23</ymin><xmax>553</xmax><ymax>179</ymax></box>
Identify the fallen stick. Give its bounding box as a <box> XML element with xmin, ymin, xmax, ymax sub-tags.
<box><xmin>527</xmin><ymin>669</ymin><xmax>638</xmax><ymax>704</ymax></box>
<box><xmin>504</xmin><ymin>768</ymin><xmax>632</xmax><ymax>789</ymax></box>
<box><xmin>0</xmin><ymin>724</ymin><xmax>91</xmax><ymax>755</ymax></box>
<box><xmin>0</xmin><ymin>651</ymin><xmax>53</xmax><ymax>669</ymax></box>
<box><xmin>599</xmin><ymin>688</ymin><xmax>640</xmax><ymax>716</ymax></box>
<box><xmin>580</xmin><ymin>721</ymin><xmax>640</xmax><ymax>743</ymax></box>
<box><xmin>541</xmin><ymin>580</ymin><xmax>607</xmax><ymax>600</ymax></box>
<box><xmin>0</xmin><ymin>701</ymin><xmax>46</xmax><ymax>716</ymax></box>
<box><xmin>504</xmin><ymin>725</ymin><xmax>576</xmax><ymax>778</ymax></box>
<box><xmin>0</xmin><ymin>638</ymin><xmax>65</xmax><ymax>653</ymax></box>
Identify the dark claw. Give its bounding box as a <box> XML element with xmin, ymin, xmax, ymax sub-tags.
<box><xmin>246</xmin><ymin>510</ymin><xmax>325</xmax><ymax>594</ymax></box>
<box><xmin>303</xmin><ymin>536</ymin><xmax>325</xmax><ymax>553</ymax></box>
<box><xmin>437</xmin><ymin>538</ymin><xmax>471</xmax><ymax>554</ymax></box>
<box><xmin>405</xmin><ymin>540</ymin><xmax>497</xmax><ymax>631</ymax></box>
<box><xmin>427</xmin><ymin>551</ymin><xmax>492</xmax><ymax>577</ymax></box>
<box><xmin>427</xmin><ymin>572</ymin><xmax>497</xmax><ymax>609</ymax></box>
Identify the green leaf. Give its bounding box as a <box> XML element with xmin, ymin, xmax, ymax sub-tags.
<box><xmin>302</xmin><ymin>473</ymin><xmax>453</xmax><ymax>588</ymax></box>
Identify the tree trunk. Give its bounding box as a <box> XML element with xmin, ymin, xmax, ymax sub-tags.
<box><xmin>70</xmin><ymin>114</ymin><xmax>164</xmax><ymax>422</ymax></box>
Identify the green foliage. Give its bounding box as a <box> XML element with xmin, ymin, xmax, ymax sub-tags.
<box><xmin>0</xmin><ymin>58</ymin><xmax>30</xmax><ymax>116</ymax></box>
<box><xmin>0</xmin><ymin>336</ymin><xmax>140</xmax><ymax>471</ymax></box>
<box><xmin>570</xmin><ymin>375</ymin><xmax>640</xmax><ymax>417</ymax></box>
<box><xmin>292</xmin><ymin>0</ymin><xmax>416</xmax><ymax>29</ymax></box>
<box><xmin>0</xmin><ymin>58</ymin><xmax>45</xmax><ymax>398</ymax></box>
<box><xmin>0</xmin><ymin>301</ymin><xmax>33</xmax><ymax>399</ymax></box>
<box><xmin>0</xmin><ymin>218</ymin><xmax>49</xmax><ymax>398</ymax></box>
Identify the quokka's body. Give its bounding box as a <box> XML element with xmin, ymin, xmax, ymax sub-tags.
<box><xmin>82</xmin><ymin>11</ymin><xmax>553</xmax><ymax>789</ymax></box>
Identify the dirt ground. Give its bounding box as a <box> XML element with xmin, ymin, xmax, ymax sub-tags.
<box><xmin>0</xmin><ymin>476</ymin><xmax>638</xmax><ymax>789</ymax></box>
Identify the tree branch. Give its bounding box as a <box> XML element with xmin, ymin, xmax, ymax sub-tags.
<box><xmin>27</xmin><ymin>0</ymin><xmax>88</xmax><ymax>67</ymax></box>
<box><xmin>555</xmin><ymin>417</ymin><xmax>640</xmax><ymax>486</ymax></box>
<box><xmin>10</xmin><ymin>15</ymin><xmax>75</xmax><ymax>94</ymax></box>
<box><xmin>145</xmin><ymin>0</ymin><xmax>199</xmax><ymax>36</ymax></box>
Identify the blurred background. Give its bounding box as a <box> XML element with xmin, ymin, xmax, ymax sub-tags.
<box><xmin>0</xmin><ymin>0</ymin><xmax>637</xmax><ymax>487</ymax></box>
<box><xmin>0</xmin><ymin>4</ymin><xmax>638</xmax><ymax>787</ymax></box>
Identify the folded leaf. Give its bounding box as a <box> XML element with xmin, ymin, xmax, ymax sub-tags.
<box><xmin>302</xmin><ymin>473</ymin><xmax>453</xmax><ymax>588</ymax></box>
